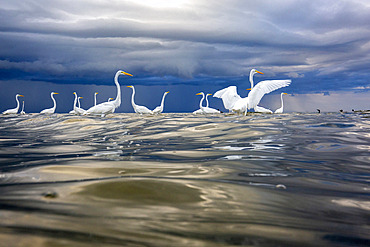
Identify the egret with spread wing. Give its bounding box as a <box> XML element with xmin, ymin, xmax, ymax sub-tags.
<box><xmin>84</xmin><ymin>70</ymin><xmax>132</xmax><ymax>117</ymax></box>
<box><xmin>214</xmin><ymin>69</ymin><xmax>291</xmax><ymax>114</ymax></box>
<box><xmin>2</xmin><ymin>94</ymin><xmax>24</xmax><ymax>114</ymax></box>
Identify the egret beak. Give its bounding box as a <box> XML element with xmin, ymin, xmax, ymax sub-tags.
<box><xmin>246</xmin><ymin>88</ymin><xmax>251</xmax><ymax>90</ymax></box>
<box><xmin>196</xmin><ymin>93</ymin><xmax>202</xmax><ymax>95</ymax></box>
<box><xmin>207</xmin><ymin>93</ymin><xmax>212</xmax><ymax>96</ymax></box>
<box><xmin>127</xmin><ymin>86</ymin><xmax>133</xmax><ymax>88</ymax></box>
<box><xmin>283</xmin><ymin>93</ymin><xmax>288</xmax><ymax>95</ymax></box>
<box><xmin>54</xmin><ymin>93</ymin><xmax>59</xmax><ymax>94</ymax></box>
<box><xmin>256</xmin><ymin>70</ymin><xmax>263</xmax><ymax>74</ymax></box>
<box><xmin>19</xmin><ymin>95</ymin><xmax>24</xmax><ymax>97</ymax></box>
<box><xmin>80</xmin><ymin>97</ymin><xmax>83</xmax><ymax>99</ymax></box>
<box><xmin>122</xmin><ymin>71</ymin><xmax>133</xmax><ymax>76</ymax></box>
<box><xmin>166</xmin><ymin>91</ymin><xmax>170</xmax><ymax>93</ymax></box>
<box><xmin>95</xmin><ymin>92</ymin><xmax>98</xmax><ymax>94</ymax></box>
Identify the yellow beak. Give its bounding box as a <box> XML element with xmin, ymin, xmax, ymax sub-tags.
<box><xmin>122</xmin><ymin>71</ymin><xmax>133</xmax><ymax>76</ymax></box>
<box><xmin>246</xmin><ymin>88</ymin><xmax>251</xmax><ymax>90</ymax></box>
<box><xmin>256</xmin><ymin>70</ymin><xmax>263</xmax><ymax>74</ymax></box>
<box><xmin>127</xmin><ymin>86</ymin><xmax>133</xmax><ymax>88</ymax></box>
<box><xmin>196</xmin><ymin>93</ymin><xmax>202</xmax><ymax>95</ymax></box>
<box><xmin>19</xmin><ymin>95</ymin><xmax>24</xmax><ymax>97</ymax></box>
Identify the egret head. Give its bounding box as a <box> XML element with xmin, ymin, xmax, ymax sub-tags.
<box><xmin>17</xmin><ymin>94</ymin><xmax>24</xmax><ymax>97</ymax></box>
<box><xmin>250</xmin><ymin>69</ymin><xmax>263</xmax><ymax>76</ymax></box>
<box><xmin>119</xmin><ymin>70</ymin><xmax>133</xmax><ymax>77</ymax></box>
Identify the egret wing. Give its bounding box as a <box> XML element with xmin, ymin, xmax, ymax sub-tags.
<box><xmin>213</xmin><ymin>86</ymin><xmax>241</xmax><ymax>110</ymax></box>
<box><xmin>248</xmin><ymin>80</ymin><xmax>291</xmax><ymax>109</ymax></box>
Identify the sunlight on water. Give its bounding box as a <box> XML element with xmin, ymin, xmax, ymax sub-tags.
<box><xmin>0</xmin><ymin>112</ymin><xmax>369</xmax><ymax>247</ymax></box>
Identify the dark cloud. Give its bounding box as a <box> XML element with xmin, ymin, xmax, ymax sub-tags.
<box><xmin>1</xmin><ymin>0</ymin><xmax>370</xmax><ymax>113</ymax></box>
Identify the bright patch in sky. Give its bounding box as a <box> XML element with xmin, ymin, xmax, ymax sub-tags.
<box><xmin>133</xmin><ymin>0</ymin><xmax>190</xmax><ymax>8</ymax></box>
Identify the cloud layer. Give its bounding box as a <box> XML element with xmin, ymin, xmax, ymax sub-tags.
<box><xmin>1</xmin><ymin>0</ymin><xmax>370</xmax><ymax>94</ymax></box>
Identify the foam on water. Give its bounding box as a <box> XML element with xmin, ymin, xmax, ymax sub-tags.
<box><xmin>0</xmin><ymin>112</ymin><xmax>369</xmax><ymax>247</ymax></box>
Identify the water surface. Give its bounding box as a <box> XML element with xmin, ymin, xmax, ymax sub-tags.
<box><xmin>0</xmin><ymin>112</ymin><xmax>369</xmax><ymax>246</ymax></box>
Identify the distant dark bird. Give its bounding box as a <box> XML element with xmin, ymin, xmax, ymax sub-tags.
<box><xmin>317</xmin><ymin>109</ymin><xmax>321</xmax><ymax>113</ymax></box>
<box><xmin>340</xmin><ymin>109</ymin><xmax>343</xmax><ymax>113</ymax></box>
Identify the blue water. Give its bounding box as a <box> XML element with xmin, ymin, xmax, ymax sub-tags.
<box><xmin>0</xmin><ymin>112</ymin><xmax>369</xmax><ymax>246</ymax></box>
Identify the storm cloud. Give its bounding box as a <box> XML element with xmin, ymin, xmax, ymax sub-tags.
<box><xmin>1</xmin><ymin>0</ymin><xmax>369</xmax><ymax>112</ymax></box>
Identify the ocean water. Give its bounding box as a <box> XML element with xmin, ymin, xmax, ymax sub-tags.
<box><xmin>0</xmin><ymin>112</ymin><xmax>369</xmax><ymax>247</ymax></box>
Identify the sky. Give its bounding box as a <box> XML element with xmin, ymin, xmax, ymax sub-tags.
<box><xmin>1</xmin><ymin>0</ymin><xmax>369</xmax><ymax>113</ymax></box>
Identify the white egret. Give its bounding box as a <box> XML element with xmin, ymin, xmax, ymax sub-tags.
<box><xmin>213</xmin><ymin>70</ymin><xmax>264</xmax><ymax>112</ymax></box>
<box><xmin>77</xmin><ymin>97</ymin><xmax>83</xmax><ymax>108</ymax></box>
<box><xmin>70</xmin><ymin>92</ymin><xmax>86</xmax><ymax>115</ymax></box>
<box><xmin>193</xmin><ymin>93</ymin><xmax>212</xmax><ymax>114</ymax></box>
<box><xmin>2</xmin><ymin>94</ymin><xmax>24</xmax><ymax>114</ymax></box>
<box><xmin>69</xmin><ymin>92</ymin><xmax>77</xmax><ymax>114</ymax></box>
<box><xmin>214</xmin><ymin>69</ymin><xmax>291</xmax><ymax>114</ymax></box>
<box><xmin>153</xmin><ymin>91</ymin><xmax>169</xmax><ymax>114</ymax></box>
<box><xmin>20</xmin><ymin>101</ymin><xmax>26</xmax><ymax>115</ymax></box>
<box><xmin>196</xmin><ymin>92</ymin><xmax>220</xmax><ymax>114</ymax></box>
<box><xmin>127</xmin><ymin>85</ymin><xmax>153</xmax><ymax>114</ymax></box>
<box><xmin>84</xmin><ymin>70</ymin><xmax>133</xmax><ymax>117</ymax></box>
<box><xmin>40</xmin><ymin>92</ymin><xmax>59</xmax><ymax>114</ymax></box>
<box><xmin>274</xmin><ymin>93</ymin><xmax>288</xmax><ymax>113</ymax></box>
<box><xmin>94</xmin><ymin>92</ymin><xmax>98</xmax><ymax>106</ymax></box>
<box><xmin>76</xmin><ymin>96</ymin><xmax>86</xmax><ymax>114</ymax></box>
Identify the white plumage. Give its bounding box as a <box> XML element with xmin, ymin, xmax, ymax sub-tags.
<box><xmin>195</xmin><ymin>92</ymin><xmax>220</xmax><ymax>114</ymax></box>
<box><xmin>193</xmin><ymin>93</ymin><xmax>213</xmax><ymax>114</ymax></box>
<box><xmin>127</xmin><ymin>85</ymin><xmax>153</xmax><ymax>114</ymax></box>
<box><xmin>84</xmin><ymin>70</ymin><xmax>132</xmax><ymax>117</ymax></box>
<box><xmin>2</xmin><ymin>94</ymin><xmax>24</xmax><ymax>114</ymax></box>
<box><xmin>153</xmin><ymin>91</ymin><xmax>169</xmax><ymax>114</ymax></box>
<box><xmin>214</xmin><ymin>69</ymin><xmax>291</xmax><ymax>114</ymax></box>
<box><xmin>40</xmin><ymin>92</ymin><xmax>59</xmax><ymax>114</ymax></box>
<box><xmin>274</xmin><ymin>93</ymin><xmax>288</xmax><ymax>113</ymax></box>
